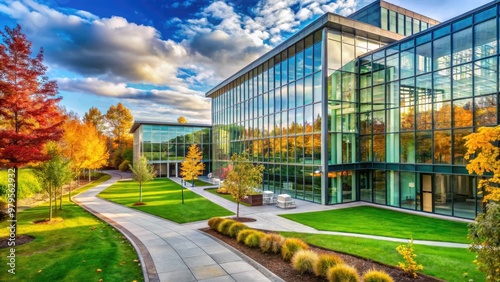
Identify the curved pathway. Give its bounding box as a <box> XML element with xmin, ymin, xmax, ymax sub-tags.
<box><xmin>73</xmin><ymin>171</ymin><xmax>278</xmax><ymax>282</ymax></box>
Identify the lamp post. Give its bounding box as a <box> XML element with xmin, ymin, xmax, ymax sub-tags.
<box><xmin>181</xmin><ymin>178</ymin><xmax>184</xmax><ymax>204</ymax></box>
<box><xmin>191</xmin><ymin>158</ymin><xmax>195</xmax><ymax>187</ymax></box>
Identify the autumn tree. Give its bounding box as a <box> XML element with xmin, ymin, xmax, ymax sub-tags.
<box><xmin>106</xmin><ymin>102</ymin><xmax>133</xmax><ymax>167</ymax></box>
<box><xmin>464</xmin><ymin>125</ymin><xmax>500</xmax><ymax>204</ymax></box>
<box><xmin>60</xmin><ymin>115</ymin><xmax>109</xmax><ymax>197</ymax></box>
<box><xmin>0</xmin><ymin>25</ymin><xmax>64</xmax><ymax>234</ymax></box>
<box><xmin>129</xmin><ymin>156</ymin><xmax>156</xmax><ymax>203</ymax></box>
<box><xmin>177</xmin><ymin>116</ymin><xmax>188</xmax><ymax>124</ymax></box>
<box><xmin>222</xmin><ymin>153</ymin><xmax>264</xmax><ymax>218</ymax></box>
<box><xmin>180</xmin><ymin>144</ymin><xmax>205</xmax><ymax>187</ymax></box>
<box><xmin>34</xmin><ymin>143</ymin><xmax>71</xmax><ymax>220</ymax></box>
<box><xmin>83</xmin><ymin>106</ymin><xmax>105</xmax><ymax>135</ymax></box>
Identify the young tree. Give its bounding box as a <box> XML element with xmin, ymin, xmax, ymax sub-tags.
<box><xmin>180</xmin><ymin>144</ymin><xmax>205</xmax><ymax>186</ymax></box>
<box><xmin>129</xmin><ymin>156</ymin><xmax>156</xmax><ymax>203</ymax></box>
<box><xmin>468</xmin><ymin>202</ymin><xmax>500</xmax><ymax>282</ymax></box>
<box><xmin>222</xmin><ymin>153</ymin><xmax>264</xmax><ymax>218</ymax></box>
<box><xmin>177</xmin><ymin>116</ymin><xmax>188</xmax><ymax>124</ymax></box>
<box><xmin>464</xmin><ymin>125</ymin><xmax>500</xmax><ymax>204</ymax></box>
<box><xmin>34</xmin><ymin>143</ymin><xmax>71</xmax><ymax>220</ymax></box>
<box><xmin>0</xmin><ymin>25</ymin><xmax>64</xmax><ymax>232</ymax></box>
<box><xmin>83</xmin><ymin>106</ymin><xmax>105</xmax><ymax>135</ymax></box>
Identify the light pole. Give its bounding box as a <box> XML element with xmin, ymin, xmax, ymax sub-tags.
<box><xmin>191</xmin><ymin>158</ymin><xmax>195</xmax><ymax>187</ymax></box>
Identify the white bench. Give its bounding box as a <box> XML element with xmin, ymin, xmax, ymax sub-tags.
<box><xmin>276</xmin><ymin>194</ymin><xmax>296</xmax><ymax>209</ymax></box>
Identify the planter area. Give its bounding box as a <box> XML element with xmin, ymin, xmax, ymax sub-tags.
<box><xmin>242</xmin><ymin>194</ymin><xmax>263</xmax><ymax>206</ymax></box>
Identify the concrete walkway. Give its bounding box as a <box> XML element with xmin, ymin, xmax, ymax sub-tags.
<box><xmin>73</xmin><ymin>171</ymin><xmax>278</xmax><ymax>282</ymax></box>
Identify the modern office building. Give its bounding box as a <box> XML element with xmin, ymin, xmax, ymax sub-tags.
<box><xmin>130</xmin><ymin>121</ymin><xmax>212</xmax><ymax>177</ymax></box>
<box><xmin>206</xmin><ymin>0</ymin><xmax>500</xmax><ymax>219</ymax></box>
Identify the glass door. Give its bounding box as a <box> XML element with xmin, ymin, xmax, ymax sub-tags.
<box><xmin>421</xmin><ymin>174</ymin><xmax>433</xmax><ymax>212</ymax></box>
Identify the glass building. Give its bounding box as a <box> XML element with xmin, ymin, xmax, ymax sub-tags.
<box><xmin>130</xmin><ymin>121</ymin><xmax>212</xmax><ymax>177</ymax></box>
<box><xmin>206</xmin><ymin>0</ymin><xmax>500</xmax><ymax>219</ymax></box>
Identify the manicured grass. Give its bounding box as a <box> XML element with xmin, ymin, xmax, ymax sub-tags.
<box><xmin>205</xmin><ymin>188</ymin><xmax>250</xmax><ymax>206</ymax></box>
<box><xmin>98</xmin><ymin>178</ymin><xmax>233</xmax><ymax>223</ymax></box>
<box><xmin>279</xmin><ymin>232</ymin><xmax>483</xmax><ymax>282</ymax></box>
<box><xmin>0</xmin><ymin>174</ymin><xmax>142</xmax><ymax>282</ymax></box>
<box><xmin>280</xmin><ymin>206</ymin><xmax>469</xmax><ymax>243</ymax></box>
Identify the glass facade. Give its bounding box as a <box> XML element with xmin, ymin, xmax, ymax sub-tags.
<box><xmin>207</xmin><ymin>1</ymin><xmax>500</xmax><ymax>219</ymax></box>
<box><xmin>132</xmin><ymin>123</ymin><xmax>212</xmax><ymax>177</ymax></box>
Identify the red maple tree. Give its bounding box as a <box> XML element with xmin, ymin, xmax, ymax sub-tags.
<box><xmin>0</xmin><ymin>25</ymin><xmax>64</xmax><ymax>233</ymax></box>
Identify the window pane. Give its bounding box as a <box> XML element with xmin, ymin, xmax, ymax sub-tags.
<box><xmin>434</xmin><ymin>130</ymin><xmax>451</xmax><ymax>164</ymax></box>
<box><xmin>452</xmin><ymin>63</ymin><xmax>473</xmax><ymax>99</ymax></box>
<box><xmin>360</xmin><ymin>136</ymin><xmax>372</xmax><ymax>162</ymax></box>
<box><xmin>373</xmin><ymin>135</ymin><xmax>385</xmax><ymax>162</ymax></box>
<box><xmin>433</xmin><ymin>101</ymin><xmax>451</xmax><ymax>129</ymax></box>
<box><xmin>453</xmin><ymin>98</ymin><xmax>473</xmax><ymax>128</ymax></box>
<box><xmin>416</xmin><ymin>131</ymin><xmax>432</xmax><ymax>163</ymax></box>
<box><xmin>400</xmin><ymin>132</ymin><xmax>415</xmax><ymax>163</ymax></box>
<box><xmin>386</xmin><ymin>133</ymin><xmax>399</xmax><ymax>162</ymax></box>
<box><xmin>474</xmin><ymin>18</ymin><xmax>497</xmax><ymax>59</ymax></box>
<box><xmin>400</xmin><ymin>106</ymin><xmax>415</xmax><ymax>131</ymax></box>
<box><xmin>474</xmin><ymin>58</ymin><xmax>497</xmax><ymax>96</ymax></box>
<box><xmin>475</xmin><ymin>94</ymin><xmax>497</xmax><ymax>126</ymax></box>
<box><xmin>433</xmin><ymin>35</ymin><xmax>451</xmax><ymax>70</ymax></box>
<box><xmin>453</xmin><ymin>128</ymin><xmax>472</xmax><ymax>165</ymax></box>
<box><xmin>386</xmin><ymin>54</ymin><xmax>399</xmax><ymax>81</ymax></box>
<box><xmin>400</xmin><ymin>49</ymin><xmax>415</xmax><ymax>78</ymax></box>
<box><xmin>374</xmin><ymin>170</ymin><xmax>386</xmax><ymax>204</ymax></box>
<box><xmin>452</xmin><ymin>27</ymin><xmax>472</xmax><ymax>65</ymax></box>
<box><xmin>433</xmin><ymin>70</ymin><xmax>451</xmax><ymax>101</ymax></box>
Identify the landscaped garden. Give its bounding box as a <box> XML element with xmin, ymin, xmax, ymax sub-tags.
<box><xmin>0</xmin><ymin>174</ymin><xmax>143</xmax><ymax>282</ymax></box>
<box><xmin>205</xmin><ymin>187</ymin><xmax>251</xmax><ymax>206</ymax></box>
<box><xmin>98</xmin><ymin>178</ymin><xmax>233</xmax><ymax>223</ymax></box>
<box><xmin>280</xmin><ymin>206</ymin><xmax>469</xmax><ymax>243</ymax></box>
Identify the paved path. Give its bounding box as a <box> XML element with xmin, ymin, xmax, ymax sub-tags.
<box><xmin>73</xmin><ymin>171</ymin><xmax>278</xmax><ymax>282</ymax></box>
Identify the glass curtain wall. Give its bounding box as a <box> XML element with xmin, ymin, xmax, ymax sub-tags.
<box><xmin>327</xmin><ymin>29</ymin><xmax>383</xmax><ymax>204</ymax></box>
<box><xmin>140</xmin><ymin>125</ymin><xmax>212</xmax><ymax>177</ymax></box>
<box><xmin>357</xmin><ymin>4</ymin><xmax>499</xmax><ymax>218</ymax></box>
<box><xmin>211</xmin><ymin>30</ymin><xmax>324</xmax><ymax>203</ymax></box>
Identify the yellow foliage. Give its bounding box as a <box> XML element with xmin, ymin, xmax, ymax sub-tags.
<box><xmin>180</xmin><ymin>144</ymin><xmax>205</xmax><ymax>181</ymax></box>
<box><xmin>396</xmin><ymin>239</ymin><xmax>423</xmax><ymax>278</ymax></box>
<box><xmin>464</xmin><ymin>125</ymin><xmax>500</xmax><ymax>203</ymax></box>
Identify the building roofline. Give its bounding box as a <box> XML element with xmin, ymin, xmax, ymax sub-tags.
<box><xmin>348</xmin><ymin>0</ymin><xmax>439</xmax><ymax>26</ymax></box>
<box><xmin>359</xmin><ymin>0</ymin><xmax>500</xmax><ymax>59</ymax></box>
<box><xmin>130</xmin><ymin>120</ymin><xmax>211</xmax><ymax>133</ymax></box>
<box><xmin>205</xmin><ymin>11</ymin><xmax>404</xmax><ymax>98</ymax></box>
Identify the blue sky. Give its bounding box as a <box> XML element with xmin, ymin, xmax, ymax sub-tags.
<box><xmin>0</xmin><ymin>0</ymin><xmax>492</xmax><ymax>124</ymax></box>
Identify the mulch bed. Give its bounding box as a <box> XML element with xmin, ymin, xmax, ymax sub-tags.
<box><xmin>0</xmin><ymin>235</ymin><xmax>34</xmax><ymax>249</ymax></box>
<box><xmin>202</xmin><ymin>227</ymin><xmax>442</xmax><ymax>282</ymax></box>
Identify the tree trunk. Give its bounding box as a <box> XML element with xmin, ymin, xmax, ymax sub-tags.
<box><xmin>59</xmin><ymin>184</ymin><xmax>63</xmax><ymax>210</ymax></box>
<box><xmin>49</xmin><ymin>186</ymin><xmax>52</xmax><ymax>221</ymax></box>
<box><xmin>139</xmin><ymin>182</ymin><xmax>143</xmax><ymax>203</ymax></box>
<box><xmin>236</xmin><ymin>202</ymin><xmax>240</xmax><ymax>218</ymax></box>
<box><xmin>89</xmin><ymin>168</ymin><xmax>91</xmax><ymax>182</ymax></box>
<box><xmin>68</xmin><ymin>181</ymin><xmax>72</xmax><ymax>202</ymax></box>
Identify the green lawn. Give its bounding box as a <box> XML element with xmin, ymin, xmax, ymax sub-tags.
<box><xmin>205</xmin><ymin>188</ymin><xmax>250</xmax><ymax>206</ymax></box>
<box><xmin>280</xmin><ymin>232</ymin><xmax>483</xmax><ymax>282</ymax></box>
<box><xmin>98</xmin><ymin>178</ymin><xmax>233</xmax><ymax>223</ymax></box>
<box><xmin>280</xmin><ymin>206</ymin><xmax>469</xmax><ymax>243</ymax></box>
<box><xmin>0</xmin><ymin>174</ymin><xmax>143</xmax><ymax>282</ymax></box>
<box><xmin>183</xmin><ymin>179</ymin><xmax>214</xmax><ymax>187</ymax></box>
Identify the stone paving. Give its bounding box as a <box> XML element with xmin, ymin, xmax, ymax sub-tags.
<box><xmin>74</xmin><ymin>171</ymin><xmax>471</xmax><ymax>281</ymax></box>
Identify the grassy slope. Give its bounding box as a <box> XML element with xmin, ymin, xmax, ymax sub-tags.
<box><xmin>0</xmin><ymin>174</ymin><xmax>143</xmax><ymax>282</ymax></box>
<box><xmin>280</xmin><ymin>232</ymin><xmax>483</xmax><ymax>282</ymax></box>
<box><xmin>98</xmin><ymin>178</ymin><xmax>233</xmax><ymax>223</ymax></box>
<box><xmin>280</xmin><ymin>206</ymin><xmax>469</xmax><ymax>243</ymax></box>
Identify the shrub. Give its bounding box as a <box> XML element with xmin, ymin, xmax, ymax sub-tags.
<box><xmin>327</xmin><ymin>264</ymin><xmax>360</xmax><ymax>282</ymax></box>
<box><xmin>363</xmin><ymin>269</ymin><xmax>394</xmax><ymax>282</ymax></box>
<box><xmin>118</xmin><ymin>160</ymin><xmax>130</xmax><ymax>171</ymax></box>
<box><xmin>244</xmin><ymin>230</ymin><xmax>265</xmax><ymax>248</ymax></box>
<box><xmin>217</xmin><ymin>219</ymin><xmax>235</xmax><ymax>235</ymax></box>
<box><xmin>216</xmin><ymin>187</ymin><xmax>229</xmax><ymax>194</ymax></box>
<box><xmin>227</xmin><ymin>222</ymin><xmax>248</xmax><ymax>238</ymax></box>
<box><xmin>207</xmin><ymin>217</ymin><xmax>225</xmax><ymax>230</ymax></box>
<box><xmin>396</xmin><ymin>239</ymin><xmax>423</xmax><ymax>278</ymax></box>
<box><xmin>237</xmin><ymin>229</ymin><xmax>255</xmax><ymax>244</ymax></box>
<box><xmin>314</xmin><ymin>253</ymin><xmax>345</xmax><ymax>277</ymax></box>
<box><xmin>468</xmin><ymin>202</ymin><xmax>500</xmax><ymax>282</ymax></box>
<box><xmin>281</xmin><ymin>238</ymin><xmax>309</xmax><ymax>261</ymax></box>
<box><xmin>260</xmin><ymin>233</ymin><xmax>285</xmax><ymax>254</ymax></box>
<box><xmin>291</xmin><ymin>250</ymin><xmax>319</xmax><ymax>274</ymax></box>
